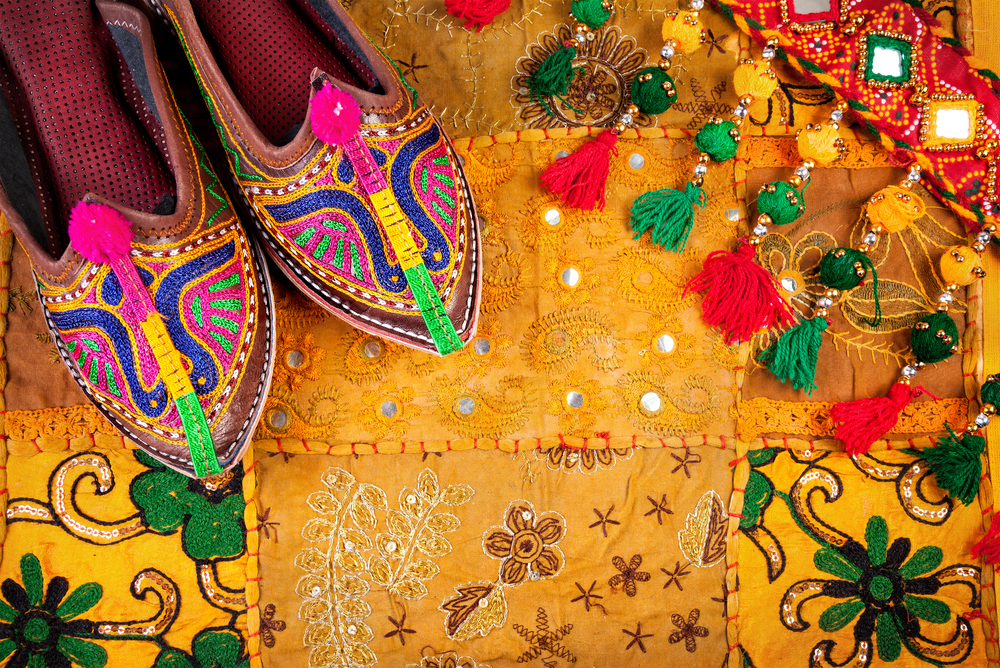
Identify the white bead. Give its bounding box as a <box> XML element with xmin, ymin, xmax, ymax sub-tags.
<box><xmin>908</xmin><ymin>167</ymin><xmax>921</xmax><ymax>181</ymax></box>
<box><xmin>734</xmin><ymin>103</ymin><xmax>748</xmax><ymax>118</ymax></box>
<box><xmin>978</xmin><ymin>231</ymin><xmax>992</xmax><ymax>243</ymax></box>
<box><xmin>863</xmin><ymin>232</ymin><xmax>878</xmax><ymax>245</ymax></box>
<box><xmin>817</xmin><ymin>297</ymin><xmax>833</xmax><ymax>307</ymax></box>
<box><xmin>762</xmin><ymin>46</ymin><xmax>776</xmax><ymax>60</ymax></box>
<box><xmin>938</xmin><ymin>292</ymin><xmax>953</xmax><ymax>304</ymax></box>
<box><xmin>976</xmin><ymin>413</ymin><xmax>991</xmax><ymax>428</ymax></box>
<box><xmin>690</xmin><ymin>0</ymin><xmax>704</xmax><ymax>8</ymax></box>
<box><xmin>753</xmin><ymin>223</ymin><xmax>768</xmax><ymax>237</ymax></box>
<box><xmin>902</xmin><ymin>365</ymin><xmax>917</xmax><ymax>378</ymax></box>
<box><xmin>619</xmin><ymin>113</ymin><xmax>633</xmax><ymax>125</ymax></box>
<box><xmin>661</xmin><ymin>44</ymin><xmax>675</xmax><ymax>59</ymax></box>
<box><xmin>795</xmin><ymin>166</ymin><xmax>811</xmax><ymax>179</ymax></box>
<box><xmin>694</xmin><ymin>164</ymin><xmax>708</xmax><ymax>176</ymax></box>
<box><xmin>830</xmin><ymin>109</ymin><xmax>844</xmax><ymax>122</ymax></box>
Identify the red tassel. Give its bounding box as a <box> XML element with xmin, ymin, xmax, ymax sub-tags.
<box><xmin>683</xmin><ymin>240</ymin><xmax>794</xmax><ymax>344</ymax></box>
<box><xmin>972</xmin><ymin>512</ymin><xmax>1000</xmax><ymax>564</ymax></box>
<box><xmin>445</xmin><ymin>0</ymin><xmax>512</xmax><ymax>31</ymax></box>
<box><xmin>830</xmin><ymin>383</ymin><xmax>931</xmax><ymax>455</ymax></box>
<box><xmin>540</xmin><ymin>129</ymin><xmax>618</xmax><ymax>211</ymax></box>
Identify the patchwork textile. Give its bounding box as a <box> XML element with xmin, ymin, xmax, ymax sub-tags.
<box><xmin>1</xmin><ymin>1</ymin><xmax>999</xmax><ymax>667</ymax></box>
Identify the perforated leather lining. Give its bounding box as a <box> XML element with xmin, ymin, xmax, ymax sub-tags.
<box><xmin>188</xmin><ymin>0</ymin><xmax>374</xmax><ymax>145</ymax></box>
<box><xmin>0</xmin><ymin>0</ymin><xmax>175</xmax><ymax>256</ymax></box>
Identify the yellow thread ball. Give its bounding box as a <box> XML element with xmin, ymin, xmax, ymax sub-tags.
<box><xmin>732</xmin><ymin>60</ymin><xmax>778</xmax><ymax>101</ymax></box>
<box><xmin>796</xmin><ymin>124</ymin><xmax>842</xmax><ymax>167</ymax></box>
<box><xmin>661</xmin><ymin>11</ymin><xmax>703</xmax><ymax>54</ymax></box>
<box><xmin>866</xmin><ymin>185</ymin><xmax>925</xmax><ymax>233</ymax></box>
<box><xmin>939</xmin><ymin>245</ymin><xmax>983</xmax><ymax>287</ymax></box>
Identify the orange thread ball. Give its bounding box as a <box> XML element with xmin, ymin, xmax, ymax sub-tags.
<box><xmin>733</xmin><ymin>60</ymin><xmax>777</xmax><ymax>101</ymax></box>
<box><xmin>939</xmin><ymin>246</ymin><xmax>982</xmax><ymax>286</ymax></box>
<box><xmin>796</xmin><ymin>124</ymin><xmax>842</xmax><ymax>167</ymax></box>
<box><xmin>661</xmin><ymin>11</ymin><xmax>704</xmax><ymax>54</ymax></box>
<box><xmin>867</xmin><ymin>186</ymin><xmax>925</xmax><ymax>233</ymax></box>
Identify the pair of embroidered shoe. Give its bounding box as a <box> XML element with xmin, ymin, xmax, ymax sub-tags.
<box><xmin>0</xmin><ymin>0</ymin><xmax>481</xmax><ymax>477</ymax></box>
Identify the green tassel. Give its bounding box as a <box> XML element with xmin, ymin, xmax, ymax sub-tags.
<box><xmin>981</xmin><ymin>375</ymin><xmax>1000</xmax><ymax>407</ymax></box>
<box><xmin>923</xmin><ymin>425</ymin><xmax>985</xmax><ymax>506</ymax></box>
<box><xmin>571</xmin><ymin>0</ymin><xmax>612</xmax><ymax>29</ymax></box>
<box><xmin>758</xmin><ymin>317</ymin><xmax>827</xmax><ymax>395</ymax></box>
<box><xmin>629</xmin><ymin>182</ymin><xmax>706</xmax><ymax>252</ymax></box>
<box><xmin>526</xmin><ymin>45</ymin><xmax>581</xmax><ymax>116</ymax></box>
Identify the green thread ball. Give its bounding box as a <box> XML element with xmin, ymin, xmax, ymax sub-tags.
<box><xmin>695</xmin><ymin>120</ymin><xmax>739</xmax><ymax>163</ymax></box>
<box><xmin>757</xmin><ymin>181</ymin><xmax>805</xmax><ymax>225</ymax></box>
<box><xmin>571</xmin><ymin>0</ymin><xmax>612</xmax><ymax>29</ymax></box>
<box><xmin>630</xmin><ymin>67</ymin><xmax>677</xmax><ymax>115</ymax></box>
<box><xmin>911</xmin><ymin>313</ymin><xmax>959</xmax><ymax>364</ymax></box>
<box><xmin>819</xmin><ymin>248</ymin><xmax>867</xmax><ymax>290</ymax></box>
<box><xmin>982</xmin><ymin>376</ymin><xmax>1000</xmax><ymax>407</ymax></box>
<box><xmin>868</xmin><ymin>575</ymin><xmax>894</xmax><ymax>601</ymax></box>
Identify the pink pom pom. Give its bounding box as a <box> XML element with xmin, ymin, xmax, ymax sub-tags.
<box><xmin>67</xmin><ymin>201</ymin><xmax>133</xmax><ymax>264</ymax></box>
<box><xmin>310</xmin><ymin>83</ymin><xmax>362</xmax><ymax>146</ymax></box>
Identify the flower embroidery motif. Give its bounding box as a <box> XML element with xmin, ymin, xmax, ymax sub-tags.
<box><xmin>781</xmin><ymin>515</ymin><xmax>978</xmax><ymax>665</ymax></box>
<box><xmin>0</xmin><ymin>554</ymin><xmax>105</xmax><ymax>668</ymax></box>
<box><xmin>272</xmin><ymin>331</ymin><xmax>326</xmax><ymax>391</ymax></box>
<box><xmin>608</xmin><ymin>554</ymin><xmax>650</xmax><ymax>597</ymax></box>
<box><xmin>542</xmin><ymin>445</ymin><xmax>632</xmax><ymax>475</ymax></box>
<box><xmin>669</xmin><ymin>609</ymin><xmax>709</xmax><ymax>653</ymax></box>
<box><xmin>130</xmin><ymin>452</ymin><xmax>245</xmax><ymax>560</ymax></box>
<box><xmin>512</xmin><ymin>25</ymin><xmax>655</xmax><ymax>129</ymax></box>
<box><xmin>405</xmin><ymin>652</ymin><xmax>490</xmax><ymax>668</ymax></box>
<box><xmin>483</xmin><ymin>501</ymin><xmax>566</xmax><ymax>586</ymax></box>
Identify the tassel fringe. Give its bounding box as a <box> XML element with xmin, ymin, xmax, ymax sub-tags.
<box><xmin>758</xmin><ymin>317</ymin><xmax>827</xmax><ymax>395</ymax></box>
<box><xmin>922</xmin><ymin>426</ymin><xmax>985</xmax><ymax>506</ymax></box>
<box><xmin>540</xmin><ymin>129</ymin><xmax>618</xmax><ymax>211</ymax></box>
<box><xmin>629</xmin><ymin>182</ymin><xmax>706</xmax><ymax>252</ymax></box>
<box><xmin>972</xmin><ymin>512</ymin><xmax>1000</xmax><ymax>564</ymax></box>
<box><xmin>831</xmin><ymin>383</ymin><xmax>931</xmax><ymax>455</ymax></box>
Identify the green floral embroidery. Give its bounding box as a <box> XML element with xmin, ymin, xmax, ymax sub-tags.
<box><xmin>781</xmin><ymin>515</ymin><xmax>978</xmax><ymax>666</ymax></box>
<box><xmin>154</xmin><ymin>629</ymin><xmax>249</xmax><ymax>668</ymax></box>
<box><xmin>0</xmin><ymin>554</ymin><xmax>105</xmax><ymax>668</ymax></box>
<box><xmin>130</xmin><ymin>452</ymin><xmax>245</xmax><ymax>560</ymax></box>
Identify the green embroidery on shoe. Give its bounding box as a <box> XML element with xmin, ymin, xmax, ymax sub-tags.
<box><xmin>313</xmin><ymin>234</ymin><xmax>331</xmax><ymax>260</ymax></box>
<box><xmin>421</xmin><ymin>166</ymin><xmax>429</xmax><ymax>192</ymax></box>
<box><xmin>432</xmin><ymin>156</ymin><xmax>449</xmax><ymax>166</ymax></box>
<box><xmin>434</xmin><ymin>171</ymin><xmax>455</xmax><ymax>188</ymax></box>
<box><xmin>433</xmin><ymin>185</ymin><xmax>455</xmax><ymax>208</ymax></box>
<box><xmin>294</xmin><ymin>227</ymin><xmax>316</xmax><ymax>247</ymax></box>
<box><xmin>209</xmin><ymin>274</ymin><xmax>239</xmax><ymax>292</ymax></box>
<box><xmin>82</xmin><ymin>339</ymin><xmax>99</xmax><ymax>352</ymax></box>
<box><xmin>179</xmin><ymin>110</ymin><xmax>229</xmax><ymax>227</ymax></box>
<box><xmin>210</xmin><ymin>316</ymin><xmax>238</xmax><ymax>335</ymax></box>
<box><xmin>192</xmin><ymin>295</ymin><xmax>204</xmax><ymax>327</ymax></box>
<box><xmin>333</xmin><ymin>239</ymin><xmax>345</xmax><ymax>268</ymax></box>
<box><xmin>401</xmin><ymin>263</ymin><xmax>461</xmax><ymax>355</ymax></box>
<box><xmin>105</xmin><ymin>363</ymin><xmax>121</xmax><ymax>398</ymax></box>
<box><xmin>321</xmin><ymin>219</ymin><xmax>347</xmax><ymax>231</ymax></box>
<box><xmin>87</xmin><ymin>358</ymin><xmax>99</xmax><ymax>384</ymax></box>
<box><xmin>210</xmin><ymin>331</ymin><xmax>233</xmax><ymax>354</ymax></box>
<box><xmin>175</xmin><ymin>391</ymin><xmax>221</xmax><ymax>478</ymax></box>
<box><xmin>350</xmin><ymin>242</ymin><xmax>363</xmax><ymax>280</ymax></box>
<box><xmin>431</xmin><ymin>201</ymin><xmax>453</xmax><ymax>226</ymax></box>
<box><xmin>209</xmin><ymin>299</ymin><xmax>241</xmax><ymax>311</ymax></box>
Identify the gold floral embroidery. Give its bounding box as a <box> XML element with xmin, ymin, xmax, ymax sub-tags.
<box><xmin>544</xmin><ymin>371</ymin><xmax>610</xmax><ymax>437</ymax></box>
<box><xmin>273</xmin><ymin>284</ymin><xmax>330</xmax><ymax>329</ymax></box>
<box><xmin>616</xmin><ymin>372</ymin><xmax>722</xmax><ymax>437</ymax></box>
<box><xmin>358</xmin><ymin>384</ymin><xmax>420</xmax><ymax>441</ymax></box>
<box><xmin>431</xmin><ymin>375</ymin><xmax>534</xmax><ymax>439</ymax></box>
<box><xmin>405</xmin><ymin>652</ymin><xmax>491</xmax><ymax>668</ymax></box>
<box><xmin>295</xmin><ymin>467</ymin><xmax>474</xmax><ymax>666</ymax></box>
<box><xmin>5</xmin><ymin>405</ymin><xmax>117</xmax><ymax>440</ymax></box>
<box><xmin>612</xmin><ymin>247</ymin><xmax>699</xmax><ymax>316</ymax></box>
<box><xmin>483</xmin><ymin>500</ymin><xmax>566</xmax><ymax>586</ymax></box>
<box><xmin>255</xmin><ymin>387</ymin><xmax>342</xmax><ymax>441</ymax></box>
<box><xmin>539</xmin><ymin>445</ymin><xmax>633</xmax><ymax>474</ymax></box>
<box><xmin>517</xmin><ymin>194</ymin><xmax>584</xmax><ymax>251</ymax></box>
<box><xmin>440</xmin><ymin>582</ymin><xmax>507</xmax><ymax>642</ymax></box>
<box><xmin>639</xmin><ymin>315</ymin><xmax>701</xmax><ymax>373</ymax></box>
<box><xmin>743</xmin><ymin>137</ymin><xmax>892</xmax><ymax>169</ymax></box>
<box><xmin>452</xmin><ymin>318</ymin><xmax>514</xmax><ymax>377</ymax></box>
<box><xmin>480</xmin><ymin>248</ymin><xmax>528</xmax><ymax>315</ymax></box>
<box><xmin>333</xmin><ymin>330</ymin><xmax>400</xmax><ymax>385</ymax></box>
<box><xmin>737</xmin><ymin>396</ymin><xmax>970</xmax><ymax>442</ymax></box>
<box><xmin>520</xmin><ymin>308</ymin><xmax>623</xmax><ymax>373</ymax></box>
<box><xmin>273</xmin><ymin>331</ymin><xmax>326</xmax><ymax>392</ymax></box>
<box><xmin>541</xmin><ymin>253</ymin><xmax>599</xmax><ymax>306</ymax></box>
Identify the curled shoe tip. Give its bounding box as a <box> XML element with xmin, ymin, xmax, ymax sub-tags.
<box><xmin>310</xmin><ymin>82</ymin><xmax>362</xmax><ymax>147</ymax></box>
<box><xmin>67</xmin><ymin>201</ymin><xmax>133</xmax><ymax>264</ymax></box>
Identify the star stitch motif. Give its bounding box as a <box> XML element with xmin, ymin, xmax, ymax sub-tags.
<box><xmin>671</xmin><ymin>447</ymin><xmax>702</xmax><ymax>477</ymax></box>
<box><xmin>395</xmin><ymin>53</ymin><xmax>429</xmax><ymax>83</ymax></box>
<box><xmin>661</xmin><ymin>561</ymin><xmax>692</xmax><ymax>591</ymax></box>
<box><xmin>588</xmin><ymin>505</ymin><xmax>621</xmax><ymax>537</ymax></box>
<box><xmin>257</xmin><ymin>507</ymin><xmax>280</xmax><ymax>542</ymax></box>
<box><xmin>384</xmin><ymin>613</ymin><xmax>417</xmax><ymax>645</ymax></box>
<box><xmin>622</xmin><ymin>622</ymin><xmax>653</xmax><ymax>653</ymax></box>
<box><xmin>705</xmin><ymin>29</ymin><xmax>729</xmax><ymax>57</ymax></box>
<box><xmin>570</xmin><ymin>581</ymin><xmax>607</xmax><ymax>614</ymax></box>
<box><xmin>644</xmin><ymin>494</ymin><xmax>674</xmax><ymax>525</ymax></box>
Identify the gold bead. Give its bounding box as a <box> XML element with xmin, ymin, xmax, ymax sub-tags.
<box><xmin>945</xmin><ymin>282</ymin><xmax>959</xmax><ymax>292</ymax></box>
<box><xmin>973</xmin><ymin>241</ymin><xmax>988</xmax><ymax>253</ymax></box>
<box><xmin>802</xmin><ymin>160</ymin><xmax>815</xmax><ymax>170</ymax></box>
<box><xmin>699</xmin><ymin>153</ymin><xmax>711</xmax><ymax>164</ymax></box>
<box><xmin>836</xmin><ymin>101</ymin><xmax>849</xmax><ymax>112</ymax></box>
<box><xmin>977</xmin><ymin>146</ymin><xmax>992</xmax><ymax>160</ymax></box>
<box><xmin>858</xmin><ymin>243</ymin><xmax>871</xmax><ymax>254</ymax></box>
<box><xmin>789</xmin><ymin>175</ymin><xmax>803</xmax><ymax>187</ymax></box>
<box><xmin>575</xmin><ymin>23</ymin><xmax>589</xmax><ymax>33</ymax></box>
<box><xmin>614</xmin><ymin>122</ymin><xmax>626</xmax><ymax>133</ymax></box>
<box><xmin>937</xmin><ymin>302</ymin><xmax>951</xmax><ymax>313</ymax></box>
<box><xmin>983</xmin><ymin>403</ymin><xmax>997</xmax><ymax>416</ymax></box>
<box><xmin>984</xmin><ymin>224</ymin><xmax>997</xmax><ymax>235</ymax></box>
<box><xmin>967</xmin><ymin>424</ymin><xmax>980</xmax><ymax>434</ymax></box>
<box><xmin>659</xmin><ymin>59</ymin><xmax>672</xmax><ymax>70</ymax></box>
<box><xmin>950</xmin><ymin>344</ymin><xmax>960</xmax><ymax>354</ymax></box>
<box><xmin>627</xmin><ymin>104</ymin><xmax>639</xmax><ymax>116</ymax></box>
<box><xmin>825</xmin><ymin>288</ymin><xmax>840</xmax><ymax>299</ymax></box>
<box><xmin>766</xmin><ymin>184</ymin><xmax>777</xmax><ymax>193</ymax></box>
<box><xmin>870</xmin><ymin>224</ymin><xmax>884</xmax><ymax>234</ymax></box>
<box><xmin>747</xmin><ymin>235</ymin><xmax>762</xmax><ymax>246</ymax></box>
<box><xmin>973</xmin><ymin>267</ymin><xmax>987</xmax><ymax>278</ymax></box>
<box><xmin>916</xmin><ymin>321</ymin><xmax>930</xmax><ymax>330</ymax></box>
<box><xmin>740</xmin><ymin>96</ymin><xmax>753</xmax><ymax>106</ymax></box>
<box><xmin>691</xmin><ymin>175</ymin><xmax>704</xmax><ymax>187</ymax></box>
<box><xmin>757</xmin><ymin>213</ymin><xmax>773</xmax><ymax>226</ymax></box>
<box><xmin>814</xmin><ymin>307</ymin><xmax>829</xmax><ymax>318</ymax></box>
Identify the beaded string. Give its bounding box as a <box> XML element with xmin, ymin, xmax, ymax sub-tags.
<box><xmin>830</xmin><ymin>219</ymin><xmax>997</xmax><ymax>455</ymax></box>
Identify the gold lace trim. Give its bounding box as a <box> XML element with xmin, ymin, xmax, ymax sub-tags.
<box><xmin>738</xmin><ymin>396</ymin><xmax>969</xmax><ymax>443</ymax></box>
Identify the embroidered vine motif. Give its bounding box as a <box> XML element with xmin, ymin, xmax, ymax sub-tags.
<box><xmin>740</xmin><ymin>447</ymin><xmax>786</xmax><ymax>583</ymax></box>
<box><xmin>677</xmin><ymin>490</ymin><xmax>727</xmax><ymax>568</ymax></box>
<box><xmin>431</xmin><ymin>374</ymin><xmax>534</xmax><ymax>439</ymax></box>
<box><xmin>521</xmin><ymin>308</ymin><xmax>623</xmax><ymax>374</ymax></box>
<box><xmin>295</xmin><ymin>467</ymin><xmax>473</xmax><ymax>667</ymax></box>
<box><xmin>0</xmin><ymin>554</ymin><xmax>105</xmax><ymax>668</ymax></box>
<box><xmin>669</xmin><ymin>609</ymin><xmax>709</xmax><ymax>653</ymax></box>
<box><xmin>851</xmin><ymin>452</ymin><xmax>955</xmax><ymax>526</ymax></box>
<box><xmin>608</xmin><ymin>555</ymin><xmax>650</xmax><ymax>598</ymax></box>
<box><xmin>512</xmin><ymin>25</ymin><xmax>654</xmax><ymax>129</ymax></box>
<box><xmin>405</xmin><ymin>652</ymin><xmax>491</xmax><ymax>668</ymax></box>
<box><xmin>260</xmin><ymin>604</ymin><xmax>286</xmax><ymax>649</ymax></box>
<box><xmin>255</xmin><ymin>386</ymin><xmax>343</xmax><ymax>441</ymax></box>
<box><xmin>441</xmin><ymin>500</ymin><xmax>565</xmax><ymax>641</ymax></box>
<box><xmin>780</xmin><ymin>515</ymin><xmax>979</xmax><ymax>666</ymax></box>
<box><xmin>152</xmin><ymin>627</ymin><xmax>251</xmax><ymax>668</ymax></box>
<box><xmin>621</xmin><ymin>622</ymin><xmax>653</xmax><ymax>653</ymax></box>
<box><xmin>480</xmin><ymin>248</ymin><xmax>528</xmax><ymax>315</ymax></box>
<box><xmin>449</xmin><ymin>318</ymin><xmax>513</xmax><ymax>377</ymax></box>
<box><xmin>513</xmin><ymin>608</ymin><xmax>576</xmax><ymax>666</ymax></box>
<box><xmin>273</xmin><ymin>331</ymin><xmax>326</xmax><ymax>392</ymax></box>
<box><xmin>333</xmin><ymin>331</ymin><xmax>401</xmax><ymax>386</ymax></box>
<box><xmin>612</xmin><ymin>247</ymin><xmax>698</xmax><ymax>317</ymax></box>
